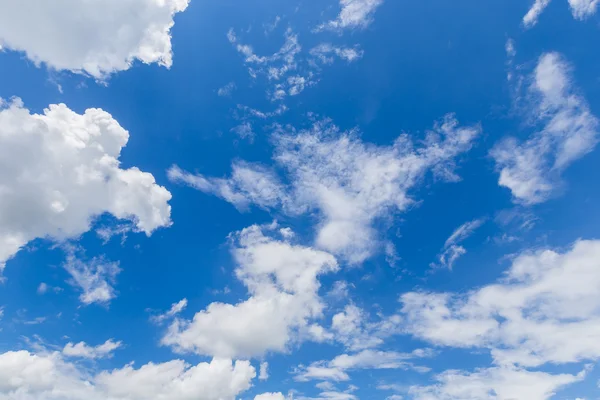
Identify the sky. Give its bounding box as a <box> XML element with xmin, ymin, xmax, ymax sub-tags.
<box><xmin>0</xmin><ymin>0</ymin><xmax>599</xmax><ymax>399</ymax></box>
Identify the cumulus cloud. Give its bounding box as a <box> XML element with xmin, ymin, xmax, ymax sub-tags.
<box><xmin>320</xmin><ymin>0</ymin><xmax>384</xmax><ymax>31</ymax></box>
<box><xmin>0</xmin><ymin>99</ymin><xmax>171</xmax><ymax>273</ymax></box>
<box><xmin>492</xmin><ymin>52</ymin><xmax>599</xmax><ymax>204</ymax></box>
<box><xmin>171</xmin><ymin>116</ymin><xmax>480</xmax><ymax>263</ymax></box>
<box><xmin>0</xmin><ymin>350</ymin><xmax>255</xmax><ymax>400</ymax></box>
<box><xmin>409</xmin><ymin>366</ymin><xmax>587</xmax><ymax>400</ymax></box>
<box><xmin>0</xmin><ymin>0</ymin><xmax>189</xmax><ymax>79</ymax></box>
<box><xmin>432</xmin><ymin>218</ymin><xmax>485</xmax><ymax>270</ymax></box>
<box><xmin>63</xmin><ymin>339</ymin><xmax>122</xmax><ymax>359</ymax></box>
<box><xmin>402</xmin><ymin>239</ymin><xmax>600</xmax><ymax>367</ymax></box>
<box><xmin>161</xmin><ymin>223</ymin><xmax>338</xmax><ymax>358</ymax></box>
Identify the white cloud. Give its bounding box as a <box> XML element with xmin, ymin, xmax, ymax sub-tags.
<box><xmin>255</xmin><ymin>393</ymin><xmax>285</xmax><ymax>400</ymax></box>
<box><xmin>168</xmin><ymin>162</ymin><xmax>284</xmax><ymax>212</ymax></box>
<box><xmin>228</xmin><ymin>27</ymin><xmax>304</xmax><ymax>100</ymax></box>
<box><xmin>523</xmin><ymin>0</ymin><xmax>552</xmax><ymax>27</ymax></box>
<box><xmin>295</xmin><ymin>349</ymin><xmax>432</xmax><ymax>382</ymax></box>
<box><xmin>63</xmin><ymin>339</ymin><xmax>122</xmax><ymax>359</ymax></box>
<box><xmin>0</xmin><ymin>350</ymin><xmax>255</xmax><ymax>400</ymax></box>
<box><xmin>0</xmin><ymin>0</ymin><xmax>189</xmax><ymax>79</ymax></box>
<box><xmin>0</xmin><ymin>99</ymin><xmax>172</xmax><ymax>273</ymax></box>
<box><xmin>432</xmin><ymin>218</ymin><xmax>485</xmax><ymax>270</ymax></box>
<box><xmin>569</xmin><ymin>0</ymin><xmax>599</xmax><ymax>18</ymax></box>
<box><xmin>320</xmin><ymin>0</ymin><xmax>384</xmax><ymax>31</ymax></box>
<box><xmin>492</xmin><ymin>52</ymin><xmax>599</xmax><ymax>204</ymax></box>
<box><xmin>63</xmin><ymin>251</ymin><xmax>121</xmax><ymax>306</ymax></box>
<box><xmin>523</xmin><ymin>0</ymin><xmax>597</xmax><ymax>26</ymax></box>
<box><xmin>402</xmin><ymin>239</ymin><xmax>600</xmax><ymax>367</ymax></box>
<box><xmin>259</xmin><ymin>362</ymin><xmax>269</xmax><ymax>380</ymax></box>
<box><xmin>231</xmin><ymin>122</ymin><xmax>255</xmax><ymax>141</ymax></box>
<box><xmin>37</xmin><ymin>283</ymin><xmax>49</xmax><ymax>295</ymax></box>
<box><xmin>310</xmin><ymin>44</ymin><xmax>364</xmax><ymax>65</ymax></box>
<box><xmin>409</xmin><ymin>366</ymin><xmax>587</xmax><ymax>400</ymax></box>
<box><xmin>151</xmin><ymin>298</ymin><xmax>188</xmax><ymax>325</ymax></box>
<box><xmin>218</xmin><ymin>82</ymin><xmax>236</xmax><ymax>97</ymax></box>
<box><xmin>161</xmin><ymin>223</ymin><xmax>338</xmax><ymax>358</ymax></box>
<box><xmin>172</xmin><ymin>116</ymin><xmax>480</xmax><ymax>263</ymax></box>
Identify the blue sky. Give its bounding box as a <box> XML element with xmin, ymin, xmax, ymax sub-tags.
<box><xmin>0</xmin><ymin>0</ymin><xmax>599</xmax><ymax>399</ymax></box>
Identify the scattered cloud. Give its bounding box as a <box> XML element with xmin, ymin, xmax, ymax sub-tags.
<box><xmin>0</xmin><ymin>0</ymin><xmax>189</xmax><ymax>79</ymax></box>
<box><xmin>492</xmin><ymin>52</ymin><xmax>599</xmax><ymax>204</ymax></box>
<box><xmin>171</xmin><ymin>116</ymin><xmax>480</xmax><ymax>263</ymax></box>
<box><xmin>218</xmin><ymin>82</ymin><xmax>237</xmax><ymax>97</ymax></box>
<box><xmin>523</xmin><ymin>0</ymin><xmax>552</xmax><ymax>27</ymax></box>
<box><xmin>319</xmin><ymin>0</ymin><xmax>384</xmax><ymax>31</ymax></box>
<box><xmin>63</xmin><ymin>339</ymin><xmax>122</xmax><ymax>359</ymax></box>
<box><xmin>0</xmin><ymin>99</ymin><xmax>172</xmax><ymax>274</ymax></box>
<box><xmin>63</xmin><ymin>250</ymin><xmax>121</xmax><ymax>306</ymax></box>
<box><xmin>310</xmin><ymin>44</ymin><xmax>364</xmax><ymax>65</ymax></box>
<box><xmin>255</xmin><ymin>393</ymin><xmax>285</xmax><ymax>400</ymax></box>
<box><xmin>151</xmin><ymin>298</ymin><xmax>188</xmax><ymax>325</ymax></box>
<box><xmin>259</xmin><ymin>362</ymin><xmax>269</xmax><ymax>380</ymax></box>
<box><xmin>294</xmin><ymin>348</ymin><xmax>432</xmax><ymax>382</ymax></box>
<box><xmin>432</xmin><ymin>218</ymin><xmax>486</xmax><ymax>270</ymax></box>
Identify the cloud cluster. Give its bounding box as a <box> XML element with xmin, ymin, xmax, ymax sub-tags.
<box><xmin>320</xmin><ymin>0</ymin><xmax>384</xmax><ymax>31</ymax></box>
<box><xmin>161</xmin><ymin>223</ymin><xmax>338</xmax><ymax>358</ymax></box>
<box><xmin>398</xmin><ymin>239</ymin><xmax>600</xmax><ymax>397</ymax></box>
<box><xmin>523</xmin><ymin>0</ymin><xmax>598</xmax><ymax>27</ymax></box>
<box><xmin>171</xmin><ymin>116</ymin><xmax>480</xmax><ymax>263</ymax></box>
<box><xmin>0</xmin><ymin>99</ymin><xmax>172</xmax><ymax>273</ymax></box>
<box><xmin>0</xmin><ymin>0</ymin><xmax>189</xmax><ymax>79</ymax></box>
<box><xmin>492</xmin><ymin>52</ymin><xmax>599</xmax><ymax>204</ymax></box>
<box><xmin>0</xmin><ymin>350</ymin><xmax>255</xmax><ymax>400</ymax></box>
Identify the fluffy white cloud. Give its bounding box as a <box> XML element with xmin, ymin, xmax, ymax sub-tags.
<box><xmin>402</xmin><ymin>239</ymin><xmax>600</xmax><ymax>367</ymax></box>
<box><xmin>0</xmin><ymin>0</ymin><xmax>189</xmax><ymax>79</ymax></box>
<box><xmin>171</xmin><ymin>116</ymin><xmax>480</xmax><ymax>263</ymax></box>
<box><xmin>0</xmin><ymin>350</ymin><xmax>255</xmax><ymax>400</ymax></box>
<box><xmin>492</xmin><ymin>53</ymin><xmax>599</xmax><ymax>204</ymax></box>
<box><xmin>320</xmin><ymin>0</ymin><xmax>384</xmax><ymax>30</ymax></box>
<box><xmin>161</xmin><ymin>223</ymin><xmax>338</xmax><ymax>358</ymax></box>
<box><xmin>523</xmin><ymin>0</ymin><xmax>597</xmax><ymax>26</ymax></box>
<box><xmin>409</xmin><ymin>366</ymin><xmax>587</xmax><ymax>400</ymax></box>
<box><xmin>0</xmin><ymin>99</ymin><xmax>171</xmax><ymax>273</ymax></box>
<box><xmin>432</xmin><ymin>218</ymin><xmax>485</xmax><ymax>270</ymax></box>
<box><xmin>63</xmin><ymin>339</ymin><xmax>122</xmax><ymax>359</ymax></box>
